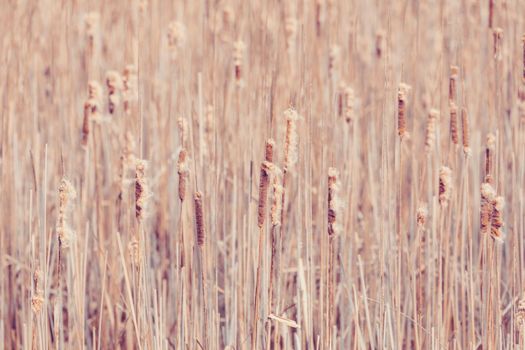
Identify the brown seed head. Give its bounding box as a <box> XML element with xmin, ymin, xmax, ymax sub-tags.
<box><xmin>461</xmin><ymin>108</ymin><xmax>471</xmax><ymax>155</ymax></box>
<box><xmin>177</xmin><ymin>148</ymin><xmax>188</xmax><ymax>202</ymax></box>
<box><xmin>439</xmin><ymin>166</ymin><xmax>452</xmax><ymax>207</ymax></box>
<box><xmin>449</xmin><ymin>102</ymin><xmax>458</xmax><ymax>145</ymax></box>
<box><xmin>449</xmin><ymin>66</ymin><xmax>459</xmax><ymax>102</ymax></box>
<box><xmin>257</xmin><ymin>161</ymin><xmax>273</xmax><ymax>228</ymax></box>
<box><xmin>397</xmin><ymin>83</ymin><xmax>410</xmax><ymax>138</ymax></box>
<box><xmin>194</xmin><ymin>192</ymin><xmax>205</xmax><ymax>246</ymax></box>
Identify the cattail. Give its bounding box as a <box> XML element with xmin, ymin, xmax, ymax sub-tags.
<box><xmin>106</xmin><ymin>70</ymin><xmax>122</xmax><ymax>115</ymax></box>
<box><xmin>485</xmin><ymin>133</ymin><xmax>496</xmax><ymax>183</ymax></box>
<box><xmin>122</xmin><ymin>64</ymin><xmax>137</xmax><ymax>115</ymax></box>
<box><xmin>315</xmin><ymin>0</ymin><xmax>323</xmax><ymax>36</ymax></box>
<box><xmin>31</xmin><ymin>268</ymin><xmax>44</xmax><ymax>314</ymax></box>
<box><xmin>284</xmin><ymin>16</ymin><xmax>297</xmax><ymax>52</ymax></box>
<box><xmin>328</xmin><ymin>45</ymin><xmax>340</xmax><ymax>79</ymax></box>
<box><xmin>397</xmin><ymin>83</ymin><xmax>410</xmax><ymax>138</ymax></box>
<box><xmin>488</xmin><ymin>0</ymin><xmax>494</xmax><ymax>28</ymax></box>
<box><xmin>194</xmin><ymin>192</ymin><xmax>205</xmax><ymax>246</ymax></box>
<box><xmin>271</xmin><ymin>178</ymin><xmax>284</xmax><ymax>227</ymax></box>
<box><xmin>233</xmin><ymin>40</ymin><xmax>246</xmax><ymax>84</ymax></box>
<box><xmin>57</xmin><ymin>179</ymin><xmax>77</xmax><ymax>247</ymax></box>
<box><xmin>493</xmin><ymin>28</ymin><xmax>503</xmax><ymax>60</ymax></box>
<box><xmin>177</xmin><ymin>148</ymin><xmax>188</xmax><ymax>202</ymax></box>
<box><xmin>265</xmin><ymin>138</ymin><xmax>275</xmax><ymax>162</ymax></box>
<box><xmin>461</xmin><ymin>108</ymin><xmax>470</xmax><ymax>154</ymax></box>
<box><xmin>491</xmin><ymin>196</ymin><xmax>505</xmax><ymax>241</ymax></box>
<box><xmin>167</xmin><ymin>21</ymin><xmax>186</xmax><ymax>59</ymax></box>
<box><xmin>516</xmin><ymin>294</ymin><xmax>525</xmax><ymax>329</ymax></box>
<box><xmin>480</xmin><ymin>182</ymin><xmax>496</xmax><ymax>235</ymax></box>
<box><xmin>135</xmin><ymin>159</ymin><xmax>148</xmax><ymax>221</ymax></box>
<box><xmin>177</xmin><ymin>117</ymin><xmax>188</xmax><ymax>146</ymax></box>
<box><xmin>425</xmin><ymin>109</ymin><xmax>439</xmax><ymax>153</ymax></box>
<box><xmin>438</xmin><ymin>166</ymin><xmax>452</xmax><ymax>207</ymax></box>
<box><xmin>375</xmin><ymin>30</ymin><xmax>385</xmax><ymax>58</ymax></box>
<box><xmin>449</xmin><ymin>66</ymin><xmax>459</xmax><ymax>102</ymax></box>
<box><xmin>82</xmin><ymin>81</ymin><xmax>102</xmax><ymax>145</ymax></box>
<box><xmin>257</xmin><ymin>161</ymin><xmax>273</xmax><ymax>228</ymax></box>
<box><xmin>328</xmin><ymin>167</ymin><xmax>341</xmax><ymax>236</ymax></box>
<box><xmin>344</xmin><ymin>85</ymin><xmax>355</xmax><ymax>123</ymax></box>
<box><xmin>450</xmin><ymin>102</ymin><xmax>459</xmax><ymax>145</ymax></box>
<box><xmin>522</xmin><ymin>34</ymin><xmax>525</xmax><ymax>82</ymax></box>
<box><xmin>284</xmin><ymin>108</ymin><xmax>300</xmax><ymax>171</ymax></box>
<box><xmin>84</xmin><ymin>12</ymin><xmax>99</xmax><ymax>51</ymax></box>
<box><xmin>416</xmin><ymin>204</ymin><xmax>428</xmax><ymax>229</ymax></box>
<box><xmin>337</xmin><ymin>82</ymin><xmax>346</xmax><ymax>117</ymax></box>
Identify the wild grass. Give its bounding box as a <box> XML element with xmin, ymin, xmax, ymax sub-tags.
<box><xmin>1</xmin><ymin>0</ymin><xmax>525</xmax><ymax>349</ymax></box>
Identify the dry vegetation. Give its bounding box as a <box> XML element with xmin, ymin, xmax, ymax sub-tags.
<box><xmin>2</xmin><ymin>0</ymin><xmax>525</xmax><ymax>349</ymax></box>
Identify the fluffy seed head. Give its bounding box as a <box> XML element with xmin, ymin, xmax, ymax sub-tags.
<box><xmin>271</xmin><ymin>178</ymin><xmax>284</xmax><ymax>226</ymax></box>
<box><xmin>416</xmin><ymin>204</ymin><xmax>428</xmax><ymax>229</ymax></box>
<box><xmin>397</xmin><ymin>83</ymin><xmax>410</xmax><ymax>138</ymax></box>
<box><xmin>177</xmin><ymin>148</ymin><xmax>188</xmax><ymax>202</ymax></box>
<box><xmin>284</xmin><ymin>108</ymin><xmax>300</xmax><ymax>170</ymax></box>
<box><xmin>265</xmin><ymin>139</ymin><xmax>275</xmax><ymax>162</ymax></box>
<box><xmin>425</xmin><ymin>109</ymin><xmax>439</xmax><ymax>153</ymax></box>
<box><xmin>438</xmin><ymin>166</ymin><xmax>453</xmax><ymax>207</ymax></box>
<box><xmin>328</xmin><ymin>167</ymin><xmax>342</xmax><ymax>236</ymax></box>
<box><xmin>516</xmin><ymin>293</ymin><xmax>525</xmax><ymax>329</ymax></box>
<box><xmin>135</xmin><ymin>159</ymin><xmax>148</xmax><ymax>221</ymax></box>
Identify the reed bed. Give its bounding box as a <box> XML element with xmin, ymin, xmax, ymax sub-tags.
<box><xmin>1</xmin><ymin>0</ymin><xmax>525</xmax><ymax>349</ymax></box>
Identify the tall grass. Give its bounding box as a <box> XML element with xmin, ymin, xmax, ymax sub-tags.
<box><xmin>1</xmin><ymin>0</ymin><xmax>525</xmax><ymax>349</ymax></box>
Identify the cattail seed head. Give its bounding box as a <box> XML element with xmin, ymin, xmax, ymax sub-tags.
<box><xmin>485</xmin><ymin>133</ymin><xmax>496</xmax><ymax>183</ymax></box>
<box><xmin>416</xmin><ymin>204</ymin><xmax>428</xmax><ymax>229</ymax></box>
<box><xmin>122</xmin><ymin>64</ymin><xmax>138</xmax><ymax>114</ymax></box>
<box><xmin>337</xmin><ymin>82</ymin><xmax>346</xmax><ymax>117</ymax></box>
<box><xmin>449</xmin><ymin>102</ymin><xmax>458</xmax><ymax>145</ymax></box>
<box><xmin>488</xmin><ymin>0</ymin><xmax>494</xmax><ymax>28</ymax></box>
<box><xmin>84</xmin><ymin>12</ymin><xmax>100</xmax><ymax>49</ymax></box>
<box><xmin>397</xmin><ymin>83</ymin><xmax>410</xmax><ymax>138</ymax></box>
<box><xmin>328</xmin><ymin>45</ymin><xmax>340</xmax><ymax>79</ymax></box>
<box><xmin>491</xmin><ymin>196</ymin><xmax>505</xmax><ymax>242</ymax></box>
<box><xmin>480</xmin><ymin>182</ymin><xmax>496</xmax><ymax>235</ymax></box>
<box><xmin>106</xmin><ymin>70</ymin><xmax>122</xmax><ymax>114</ymax></box>
<box><xmin>461</xmin><ymin>108</ymin><xmax>471</xmax><ymax>155</ymax></box>
<box><xmin>194</xmin><ymin>192</ymin><xmax>206</xmax><ymax>246</ymax></box>
<box><xmin>31</xmin><ymin>268</ymin><xmax>44</xmax><ymax>314</ymax></box>
<box><xmin>344</xmin><ymin>85</ymin><xmax>355</xmax><ymax>123</ymax></box>
<box><xmin>328</xmin><ymin>167</ymin><xmax>342</xmax><ymax>236</ymax></box>
<box><xmin>135</xmin><ymin>159</ymin><xmax>148</xmax><ymax>221</ymax></box>
<box><xmin>177</xmin><ymin>117</ymin><xmax>188</xmax><ymax>146</ymax></box>
<box><xmin>438</xmin><ymin>166</ymin><xmax>453</xmax><ymax>207</ymax></box>
<box><xmin>177</xmin><ymin>148</ymin><xmax>188</xmax><ymax>202</ymax></box>
<box><xmin>493</xmin><ymin>28</ymin><xmax>503</xmax><ymax>60</ymax></box>
<box><xmin>167</xmin><ymin>21</ymin><xmax>186</xmax><ymax>59</ymax></box>
<box><xmin>425</xmin><ymin>109</ymin><xmax>439</xmax><ymax>153</ymax></box>
<box><xmin>257</xmin><ymin>161</ymin><xmax>273</xmax><ymax>228</ymax></box>
<box><xmin>233</xmin><ymin>40</ymin><xmax>246</xmax><ymax>84</ymax></box>
<box><xmin>284</xmin><ymin>108</ymin><xmax>300</xmax><ymax>170</ymax></box>
<box><xmin>284</xmin><ymin>17</ymin><xmax>297</xmax><ymax>52</ymax></box>
<box><xmin>375</xmin><ymin>30</ymin><xmax>385</xmax><ymax>58</ymax></box>
<box><xmin>517</xmin><ymin>294</ymin><xmax>525</xmax><ymax>329</ymax></box>
<box><xmin>449</xmin><ymin>66</ymin><xmax>459</xmax><ymax>102</ymax></box>
<box><xmin>265</xmin><ymin>138</ymin><xmax>275</xmax><ymax>162</ymax></box>
<box><xmin>271</xmin><ymin>178</ymin><xmax>284</xmax><ymax>227</ymax></box>
<box><xmin>57</xmin><ymin>179</ymin><xmax>77</xmax><ymax>247</ymax></box>
<box><xmin>522</xmin><ymin>34</ymin><xmax>525</xmax><ymax>82</ymax></box>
